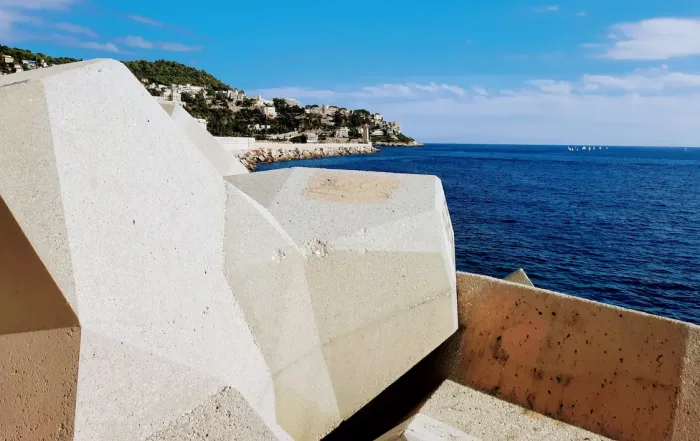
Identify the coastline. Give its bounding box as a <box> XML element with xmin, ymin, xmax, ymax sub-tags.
<box><xmin>229</xmin><ymin>141</ymin><xmax>379</xmax><ymax>170</ymax></box>
<box><xmin>374</xmin><ymin>141</ymin><xmax>424</xmax><ymax>147</ymax></box>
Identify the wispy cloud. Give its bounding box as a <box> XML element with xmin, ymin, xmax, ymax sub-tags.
<box><xmin>583</xmin><ymin>65</ymin><xmax>700</xmax><ymax>91</ymax></box>
<box><xmin>535</xmin><ymin>5</ymin><xmax>559</xmax><ymax>13</ymax></box>
<box><xmin>471</xmin><ymin>86</ymin><xmax>489</xmax><ymax>96</ymax></box>
<box><xmin>54</xmin><ymin>22</ymin><xmax>97</xmax><ymax>37</ymax></box>
<box><xmin>120</xmin><ymin>35</ymin><xmax>202</xmax><ymax>52</ymax></box>
<box><xmin>576</xmin><ymin>11</ymin><xmax>587</xmax><ymax>17</ymax></box>
<box><xmin>0</xmin><ymin>0</ymin><xmax>76</xmax><ymax>9</ymax></box>
<box><xmin>256</xmin><ymin>67</ymin><xmax>700</xmax><ymax>145</ymax></box>
<box><xmin>589</xmin><ymin>18</ymin><xmax>700</xmax><ymax>60</ymax></box>
<box><xmin>127</xmin><ymin>14</ymin><xmax>164</xmax><ymax>27</ymax></box>
<box><xmin>527</xmin><ymin>79</ymin><xmax>572</xmax><ymax>95</ymax></box>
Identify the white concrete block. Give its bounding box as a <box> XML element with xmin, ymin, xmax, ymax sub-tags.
<box><xmin>226</xmin><ymin>167</ymin><xmax>458</xmax><ymax>439</ymax></box>
<box><xmin>161</xmin><ymin>103</ymin><xmax>249</xmax><ymax>176</ymax></box>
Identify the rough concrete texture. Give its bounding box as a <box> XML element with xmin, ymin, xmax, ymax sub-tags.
<box><xmin>504</xmin><ymin>268</ymin><xmax>534</xmax><ymax>287</ymax></box>
<box><xmin>0</xmin><ymin>60</ymin><xmax>278</xmax><ymax>440</ymax></box>
<box><xmin>382</xmin><ymin>380</ymin><xmax>610</xmax><ymax>441</ymax></box>
<box><xmin>225</xmin><ymin>167</ymin><xmax>458</xmax><ymax>439</ymax></box>
<box><xmin>161</xmin><ymin>102</ymin><xmax>249</xmax><ymax>176</ymax></box>
<box><xmin>146</xmin><ymin>387</ymin><xmax>291</xmax><ymax>441</ymax></box>
<box><xmin>452</xmin><ymin>272</ymin><xmax>700</xmax><ymax>441</ymax></box>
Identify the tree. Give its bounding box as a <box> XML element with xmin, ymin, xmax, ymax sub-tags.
<box><xmin>290</xmin><ymin>134</ymin><xmax>308</xmax><ymax>143</ymax></box>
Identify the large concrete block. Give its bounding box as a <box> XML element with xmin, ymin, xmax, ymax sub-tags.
<box><xmin>161</xmin><ymin>102</ymin><xmax>249</xmax><ymax>176</ymax></box>
<box><xmin>0</xmin><ymin>60</ymin><xmax>285</xmax><ymax>440</ymax></box>
<box><xmin>1</xmin><ymin>60</ymin><xmax>458</xmax><ymax>440</ymax></box>
<box><xmin>226</xmin><ymin>167</ymin><xmax>458</xmax><ymax>439</ymax></box>
<box><xmin>450</xmin><ymin>272</ymin><xmax>700</xmax><ymax>441</ymax></box>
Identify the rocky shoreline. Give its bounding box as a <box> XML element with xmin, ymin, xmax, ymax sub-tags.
<box><xmin>374</xmin><ymin>141</ymin><xmax>424</xmax><ymax>147</ymax></box>
<box><xmin>236</xmin><ymin>143</ymin><xmax>379</xmax><ymax>170</ymax></box>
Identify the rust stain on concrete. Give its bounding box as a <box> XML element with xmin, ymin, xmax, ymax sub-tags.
<box><xmin>0</xmin><ymin>326</ymin><xmax>80</xmax><ymax>441</ymax></box>
<box><xmin>453</xmin><ymin>272</ymin><xmax>698</xmax><ymax>441</ymax></box>
<box><xmin>304</xmin><ymin>172</ymin><xmax>399</xmax><ymax>203</ymax></box>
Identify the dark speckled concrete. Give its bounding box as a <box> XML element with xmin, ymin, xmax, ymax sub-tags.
<box><xmin>453</xmin><ymin>272</ymin><xmax>700</xmax><ymax>441</ymax></box>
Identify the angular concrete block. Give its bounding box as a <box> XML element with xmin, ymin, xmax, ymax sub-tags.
<box><xmin>504</xmin><ymin>268</ymin><xmax>534</xmax><ymax>287</ymax></box>
<box><xmin>378</xmin><ymin>380</ymin><xmax>611</xmax><ymax>441</ymax></box>
<box><xmin>0</xmin><ymin>60</ymin><xmax>281</xmax><ymax>440</ymax></box>
<box><xmin>226</xmin><ymin>167</ymin><xmax>458</xmax><ymax>439</ymax></box>
<box><xmin>161</xmin><ymin>102</ymin><xmax>249</xmax><ymax>176</ymax></box>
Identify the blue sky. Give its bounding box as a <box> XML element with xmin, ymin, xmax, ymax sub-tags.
<box><xmin>3</xmin><ymin>0</ymin><xmax>700</xmax><ymax>145</ymax></box>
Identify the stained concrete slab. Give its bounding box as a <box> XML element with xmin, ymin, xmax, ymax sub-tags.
<box><xmin>452</xmin><ymin>272</ymin><xmax>700</xmax><ymax>441</ymax></box>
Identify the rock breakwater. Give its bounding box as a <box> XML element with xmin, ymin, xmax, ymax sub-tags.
<box><xmin>236</xmin><ymin>143</ymin><xmax>378</xmax><ymax>170</ymax></box>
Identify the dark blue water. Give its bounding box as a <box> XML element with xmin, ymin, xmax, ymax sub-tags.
<box><xmin>257</xmin><ymin>144</ymin><xmax>700</xmax><ymax>325</ymax></box>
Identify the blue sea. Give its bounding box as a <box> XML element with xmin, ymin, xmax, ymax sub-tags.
<box><xmin>257</xmin><ymin>144</ymin><xmax>700</xmax><ymax>325</ymax></box>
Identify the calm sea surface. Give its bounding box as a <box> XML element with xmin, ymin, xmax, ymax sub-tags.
<box><xmin>257</xmin><ymin>144</ymin><xmax>700</xmax><ymax>325</ymax></box>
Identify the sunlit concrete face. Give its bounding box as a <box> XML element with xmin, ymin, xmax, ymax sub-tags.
<box><xmin>226</xmin><ymin>167</ymin><xmax>458</xmax><ymax>440</ymax></box>
<box><xmin>452</xmin><ymin>272</ymin><xmax>700</xmax><ymax>441</ymax></box>
<box><xmin>0</xmin><ymin>60</ymin><xmax>281</xmax><ymax>441</ymax></box>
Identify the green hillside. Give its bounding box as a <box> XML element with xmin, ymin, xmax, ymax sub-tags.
<box><xmin>124</xmin><ymin>60</ymin><xmax>230</xmax><ymax>91</ymax></box>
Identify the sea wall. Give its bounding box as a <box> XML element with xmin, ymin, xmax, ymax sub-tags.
<box><xmin>449</xmin><ymin>272</ymin><xmax>700</xmax><ymax>441</ymax></box>
<box><xmin>234</xmin><ymin>142</ymin><xmax>378</xmax><ymax>170</ymax></box>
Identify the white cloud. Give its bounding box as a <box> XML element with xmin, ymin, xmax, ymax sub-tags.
<box><xmin>50</xmin><ymin>34</ymin><xmax>120</xmax><ymax>52</ymax></box>
<box><xmin>593</xmin><ymin>18</ymin><xmax>700</xmax><ymax>60</ymax></box>
<box><xmin>0</xmin><ymin>0</ymin><xmax>75</xmax><ymax>9</ymax></box>
<box><xmin>121</xmin><ymin>35</ymin><xmax>202</xmax><ymax>52</ymax></box>
<box><xmin>256</xmin><ymin>67</ymin><xmax>700</xmax><ymax>146</ymax></box>
<box><xmin>471</xmin><ymin>86</ymin><xmax>489</xmax><ymax>96</ymax></box>
<box><xmin>127</xmin><ymin>14</ymin><xmax>164</xmax><ymax>27</ymax></box>
<box><xmin>535</xmin><ymin>5</ymin><xmax>559</xmax><ymax>13</ymax></box>
<box><xmin>576</xmin><ymin>11</ymin><xmax>587</xmax><ymax>17</ymax></box>
<box><xmin>527</xmin><ymin>79</ymin><xmax>572</xmax><ymax>94</ymax></box>
<box><xmin>54</xmin><ymin>22</ymin><xmax>96</xmax><ymax>37</ymax></box>
<box><xmin>583</xmin><ymin>65</ymin><xmax>700</xmax><ymax>91</ymax></box>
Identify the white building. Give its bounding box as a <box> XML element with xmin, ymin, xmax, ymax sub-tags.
<box><xmin>195</xmin><ymin>118</ymin><xmax>208</xmax><ymax>130</ymax></box>
<box><xmin>263</xmin><ymin>106</ymin><xmax>277</xmax><ymax>118</ymax></box>
<box><xmin>372</xmin><ymin>113</ymin><xmax>383</xmax><ymax>123</ymax></box>
<box><xmin>388</xmin><ymin>121</ymin><xmax>401</xmax><ymax>134</ymax></box>
<box><xmin>371</xmin><ymin>129</ymin><xmax>384</xmax><ymax>136</ymax></box>
<box><xmin>22</xmin><ymin>60</ymin><xmax>37</xmax><ymax>70</ymax></box>
<box><xmin>306</xmin><ymin>133</ymin><xmax>319</xmax><ymax>143</ymax></box>
<box><xmin>335</xmin><ymin>127</ymin><xmax>350</xmax><ymax>138</ymax></box>
<box><xmin>2</xmin><ymin>55</ymin><xmax>14</xmax><ymax>63</ymax></box>
<box><xmin>13</xmin><ymin>64</ymin><xmax>23</xmax><ymax>72</ymax></box>
<box><xmin>305</xmin><ymin>106</ymin><xmax>323</xmax><ymax>115</ymax></box>
<box><xmin>284</xmin><ymin>98</ymin><xmax>300</xmax><ymax>107</ymax></box>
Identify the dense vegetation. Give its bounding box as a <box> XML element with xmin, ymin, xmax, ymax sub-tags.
<box><xmin>1</xmin><ymin>48</ymin><xmax>414</xmax><ymax>141</ymax></box>
<box><xmin>0</xmin><ymin>45</ymin><xmax>79</xmax><ymax>74</ymax></box>
<box><xmin>124</xmin><ymin>60</ymin><xmax>230</xmax><ymax>91</ymax></box>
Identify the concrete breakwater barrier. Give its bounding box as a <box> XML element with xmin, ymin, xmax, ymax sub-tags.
<box><xmin>2</xmin><ymin>59</ymin><xmax>699</xmax><ymax>441</ymax></box>
<box><xmin>233</xmin><ymin>142</ymin><xmax>378</xmax><ymax>170</ymax></box>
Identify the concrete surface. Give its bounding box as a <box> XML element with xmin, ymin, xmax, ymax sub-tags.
<box><xmin>225</xmin><ymin>167</ymin><xmax>458</xmax><ymax>439</ymax></box>
<box><xmin>146</xmin><ymin>387</ymin><xmax>291</xmax><ymax>441</ymax></box>
<box><xmin>0</xmin><ymin>60</ymin><xmax>277</xmax><ymax>440</ymax></box>
<box><xmin>379</xmin><ymin>380</ymin><xmax>610</xmax><ymax>441</ymax></box>
<box><xmin>504</xmin><ymin>268</ymin><xmax>534</xmax><ymax>287</ymax></box>
<box><xmin>161</xmin><ymin>103</ymin><xmax>248</xmax><ymax>176</ymax></box>
<box><xmin>451</xmin><ymin>272</ymin><xmax>700</xmax><ymax>441</ymax></box>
